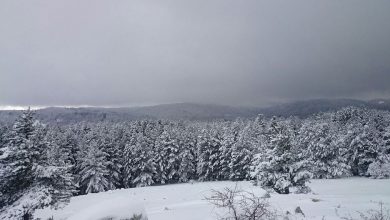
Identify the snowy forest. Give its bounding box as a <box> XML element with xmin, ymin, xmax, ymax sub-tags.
<box><xmin>1</xmin><ymin>107</ymin><xmax>390</xmax><ymax>219</ymax></box>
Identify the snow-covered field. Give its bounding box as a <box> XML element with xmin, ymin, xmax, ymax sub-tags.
<box><xmin>35</xmin><ymin>178</ymin><xmax>390</xmax><ymax>220</ymax></box>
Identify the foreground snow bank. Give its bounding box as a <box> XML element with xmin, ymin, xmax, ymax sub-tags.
<box><xmin>67</xmin><ymin>197</ymin><xmax>146</xmax><ymax>220</ymax></box>
<box><xmin>36</xmin><ymin>192</ymin><xmax>148</xmax><ymax>220</ymax></box>
<box><xmin>35</xmin><ymin>178</ymin><xmax>390</xmax><ymax>220</ymax></box>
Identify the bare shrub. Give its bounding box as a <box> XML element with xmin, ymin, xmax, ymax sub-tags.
<box><xmin>342</xmin><ymin>201</ymin><xmax>390</xmax><ymax>220</ymax></box>
<box><xmin>128</xmin><ymin>213</ymin><xmax>147</xmax><ymax>220</ymax></box>
<box><xmin>205</xmin><ymin>185</ymin><xmax>276</xmax><ymax>220</ymax></box>
<box><xmin>97</xmin><ymin>213</ymin><xmax>148</xmax><ymax>220</ymax></box>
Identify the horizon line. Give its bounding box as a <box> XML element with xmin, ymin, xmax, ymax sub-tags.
<box><xmin>0</xmin><ymin>98</ymin><xmax>388</xmax><ymax>111</ymax></box>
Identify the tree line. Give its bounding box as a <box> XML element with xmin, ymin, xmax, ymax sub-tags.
<box><xmin>1</xmin><ymin>107</ymin><xmax>390</xmax><ymax>218</ymax></box>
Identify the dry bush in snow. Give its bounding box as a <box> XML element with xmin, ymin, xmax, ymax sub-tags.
<box><xmin>205</xmin><ymin>185</ymin><xmax>276</xmax><ymax>220</ymax></box>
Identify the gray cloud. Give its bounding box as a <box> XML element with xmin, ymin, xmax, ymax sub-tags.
<box><xmin>1</xmin><ymin>0</ymin><xmax>390</xmax><ymax>107</ymax></box>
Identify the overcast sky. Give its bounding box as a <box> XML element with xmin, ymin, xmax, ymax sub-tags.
<box><xmin>1</xmin><ymin>0</ymin><xmax>390</xmax><ymax>107</ymax></box>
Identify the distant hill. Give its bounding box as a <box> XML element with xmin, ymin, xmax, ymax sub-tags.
<box><xmin>259</xmin><ymin>99</ymin><xmax>369</xmax><ymax>118</ymax></box>
<box><xmin>0</xmin><ymin>103</ymin><xmax>259</xmax><ymax>124</ymax></box>
<box><xmin>1</xmin><ymin>99</ymin><xmax>390</xmax><ymax>124</ymax></box>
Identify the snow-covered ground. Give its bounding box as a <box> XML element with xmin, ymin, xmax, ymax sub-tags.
<box><xmin>35</xmin><ymin>178</ymin><xmax>390</xmax><ymax>220</ymax></box>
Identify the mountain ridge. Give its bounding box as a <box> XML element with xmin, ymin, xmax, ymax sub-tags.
<box><xmin>1</xmin><ymin>99</ymin><xmax>390</xmax><ymax>124</ymax></box>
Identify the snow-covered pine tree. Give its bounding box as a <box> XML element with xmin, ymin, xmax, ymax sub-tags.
<box><xmin>250</xmin><ymin>114</ymin><xmax>268</xmax><ymax>152</ymax></box>
<box><xmin>229</xmin><ymin>120</ymin><xmax>253</xmax><ymax>181</ymax></box>
<box><xmin>33</xmin><ymin>125</ymin><xmax>76</xmax><ymax>208</ymax></box>
<box><xmin>197</xmin><ymin>125</ymin><xmax>223</xmax><ymax>181</ymax></box>
<box><xmin>77</xmin><ymin>133</ymin><xmax>110</xmax><ymax>194</ymax></box>
<box><xmin>383</xmin><ymin>126</ymin><xmax>390</xmax><ymax>155</ymax></box>
<box><xmin>177</xmin><ymin>126</ymin><xmax>197</xmax><ymax>182</ymax></box>
<box><xmin>154</xmin><ymin>127</ymin><xmax>180</xmax><ymax>184</ymax></box>
<box><xmin>219</xmin><ymin>122</ymin><xmax>236</xmax><ymax>180</ymax></box>
<box><xmin>0</xmin><ymin>109</ymin><xmax>37</xmax><ymax>215</ymax></box>
<box><xmin>251</xmin><ymin>117</ymin><xmax>311</xmax><ymax>194</ymax></box>
<box><xmin>97</xmin><ymin>124</ymin><xmax>123</xmax><ymax>190</ymax></box>
<box><xmin>0</xmin><ymin>109</ymin><xmax>74</xmax><ymax>219</ymax></box>
<box><xmin>59</xmin><ymin>127</ymin><xmax>79</xmax><ymax>172</ymax></box>
<box><xmin>367</xmin><ymin>155</ymin><xmax>390</xmax><ymax>179</ymax></box>
<box><xmin>196</xmin><ymin>129</ymin><xmax>209</xmax><ymax>181</ymax></box>
<box><xmin>299</xmin><ymin>120</ymin><xmax>350</xmax><ymax>178</ymax></box>
<box><xmin>45</xmin><ymin>126</ymin><xmax>78</xmax><ymax>178</ymax></box>
<box><xmin>367</xmin><ymin>126</ymin><xmax>390</xmax><ymax>178</ymax></box>
<box><xmin>0</xmin><ymin>125</ymin><xmax>9</xmax><ymax>193</ymax></box>
<box><xmin>111</xmin><ymin>122</ymin><xmax>133</xmax><ymax>187</ymax></box>
<box><xmin>253</xmin><ymin>114</ymin><xmax>267</xmax><ymax>137</ymax></box>
<box><xmin>330</xmin><ymin>107</ymin><xmax>368</xmax><ymax>176</ymax></box>
<box><xmin>349</xmin><ymin>124</ymin><xmax>379</xmax><ymax>176</ymax></box>
<box><xmin>122</xmin><ymin>125</ymin><xmax>138</xmax><ymax>188</ymax></box>
<box><xmin>124</xmin><ymin>132</ymin><xmax>156</xmax><ymax>187</ymax></box>
<box><xmin>0</xmin><ymin>125</ymin><xmax>7</xmax><ymax>151</ymax></box>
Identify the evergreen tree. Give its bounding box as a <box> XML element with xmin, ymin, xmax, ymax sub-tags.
<box><xmin>367</xmin><ymin>155</ymin><xmax>390</xmax><ymax>178</ymax></box>
<box><xmin>98</xmin><ymin>125</ymin><xmax>123</xmax><ymax>190</ymax></box>
<box><xmin>251</xmin><ymin>118</ymin><xmax>311</xmax><ymax>194</ymax></box>
<box><xmin>0</xmin><ymin>109</ymin><xmax>37</xmax><ymax>207</ymax></box>
<box><xmin>383</xmin><ymin>126</ymin><xmax>390</xmax><ymax>155</ymax></box>
<box><xmin>43</xmin><ymin>129</ymin><xmax>77</xmax><ymax>199</ymax></box>
<box><xmin>299</xmin><ymin>121</ymin><xmax>350</xmax><ymax>178</ymax></box>
<box><xmin>220</xmin><ymin>122</ymin><xmax>236</xmax><ymax>180</ymax></box>
<box><xmin>154</xmin><ymin>129</ymin><xmax>180</xmax><ymax>184</ymax></box>
<box><xmin>229</xmin><ymin>122</ymin><xmax>253</xmax><ymax>181</ymax></box>
<box><xmin>59</xmin><ymin>128</ymin><xmax>79</xmax><ymax>172</ymax></box>
<box><xmin>112</xmin><ymin>122</ymin><xmax>133</xmax><ymax>187</ymax></box>
<box><xmin>177</xmin><ymin>128</ymin><xmax>197</xmax><ymax>182</ymax></box>
<box><xmin>367</xmin><ymin>126</ymin><xmax>390</xmax><ymax>178</ymax></box>
<box><xmin>349</xmin><ymin>124</ymin><xmax>379</xmax><ymax>176</ymax></box>
<box><xmin>197</xmin><ymin>126</ymin><xmax>223</xmax><ymax>181</ymax></box>
<box><xmin>124</xmin><ymin>132</ymin><xmax>156</xmax><ymax>187</ymax></box>
<box><xmin>0</xmin><ymin>109</ymin><xmax>74</xmax><ymax>219</ymax></box>
<box><xmin>78</xmin><ymin>135</ymin><xmax>110</xmax><ymax>194</ymax></box>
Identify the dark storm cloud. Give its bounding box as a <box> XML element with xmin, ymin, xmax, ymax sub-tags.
<box><xmin>1</xmin><ymin>0</ymin><xmax>390</xmax><ymax>107</ymax></box>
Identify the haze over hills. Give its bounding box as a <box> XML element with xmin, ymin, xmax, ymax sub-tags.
<box><xmin>1</xmin><ymin>99</ymin><xmax>390</xmax><ymax>124</ymax></box>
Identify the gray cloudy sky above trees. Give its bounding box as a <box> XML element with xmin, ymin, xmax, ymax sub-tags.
<box><xmin>1</xmin><ymin>0</ymin><xmax>390</xmax><ymax>107</ymax></box>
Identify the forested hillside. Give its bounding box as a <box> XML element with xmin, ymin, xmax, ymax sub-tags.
<box><xmin>1</xmin><ymin>107</ymin><xmax>390</xmax><ymax>218</ymax></box>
